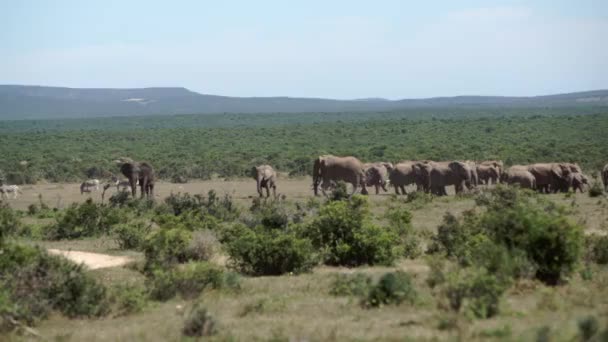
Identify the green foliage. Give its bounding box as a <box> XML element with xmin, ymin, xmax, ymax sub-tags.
<box><xmin>44</xmin><ymin>199</ymin><xmax>124</xmax><ymax>240</ymax></box>
<box><xmin>385</xmin><ymin>206</ymin><xmax>421</xmax><ymax>258</ymax></box>
<box><xmin>2</xmin><ymin>113</ymin><xmax>606</xmax><ymax>183</ymax></box>
<box><xmin>108</xmin><ymin>191</ymin><xmax>131</xmax><ymax>207</ymax></box>
<box><xmin>147</xmin><ymin>262</ymin><xmax>239</xmax><ymax>301</ymax></box>
<box><xmin>329</xmin><ymin>273</ymin><xmax>373</xmax><ymax>297</ymax></box>
<box><xmin>112</xmin><ymin>220</ymin><xmax>151</xmax><ymax>250</ymax></box>
<box><xmin>182</xmin><ymin>303</ymin><xmax>217</xmax><ymax>337</ymax></box>
<box><xmin>0</xmin><ymin>202</ymin><xmax>22</xmax><ymax>239</ymax></box>
<box><xmin>364</xmin><ymin>271</ymin><xmax>417</xmax><ymax>308</ymax></box>
<box><xmin>328</xmin><ymin>181</ymin><xmax>350</xmax><ymax>201</ymax></box>
<box><xmin>249</xmin><ymin>198</ymin><xmax>290</xmax><ymax>229</ymax></box>
<box><xmin>578</xmin><ymin>316</ymin><xmax>599</xmax><ymax>341</ymax></box>
<box><xmin>585</xmin><ymin>234</ymin><xmax>608</xmax><ymax>265</ymax></box>
<box><xmin>429</xmin><ymin>186</ymin><xmax>584</xmax><ymax>285</ymax></box>
<box><xmin>0</xmin><ymin>242</ymin><xmax>108</xmax><ymax>331</ymax></box>
<box><xmin>143</xmin><ymin>228</ymin><xmax>192</xmax><ymax>272</ymax></box>
<box><xmin>304</xmin><ymin>196</ymin><xmax>402</xmax><ymax>266</ymax></box>
<box><xmin>444</xmin><ymin>268</ymin><xmax>508</xmax><ymax>319</ymax></box>
<box><xmin>225</xmin><ymin>225</ymin><xmax>316</xmax><ymax>276</ymax></box>
<box><xmin>588</xmin><ymin>180</ymin><xmax>604</xmax><ymax>197</ymax></box>
<box><xmin>164</xmin><ymin>190</ymin><xmax>238</xmax><ymax>221</ymax></box>
<box><xmin>110</xmin><ymin>284</ymin><xmax>148</xmax><ymax>316</ymax></box>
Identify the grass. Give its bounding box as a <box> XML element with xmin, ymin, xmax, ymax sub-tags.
<box><xmin>4</xmin><ymin>184</ymin><xmax>608</xmax><ymax>341</ymax></box>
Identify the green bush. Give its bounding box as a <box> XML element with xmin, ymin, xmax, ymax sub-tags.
<box><xmin>364</xmin><ymin>271</ymin><xmax>417</xmax><ymax>308</ymax></box>
<box><xmin>588</xmin><ymin>180</ymin><xmax>604</xmax><ymax>197</ymax></box>
<box><xmin>429</xmin><ymin>186</ymin><xmax>584</xmax><ymax>285</ymax></box>
<box><xmin>578</xmin><ymin>316</ymin><xmax>600</xmax><ymax>341</ymax></box>
<box><xmin>182</xmin><ymin>303</ymin><xmax>217</xmax><ymax>337</ymax></box>
<box><xmin>444</xmin><ymin>268</ymin><xmax>508</xmax><ymax>319</ymax></box>
<box><xmin>113</xmin><ymin>220</ymin><xmax>151</xmax><ymax>250</ymax></box>
<box><xmin>164</xmin><ymin>190</ymin><xmax>239</xmax><ymax>221</ymax></box>
<box><xmin>226</xmin><ymin>225</ymin><xmax>316</xmax><ymax>276</ymax></box>
<box><xmin>110</xmin><ymin>284</ymin><xmax>148</xmax><ymax>316</ymax></box>
<box><xmin>108</xmin><ymin>191</ymin><xmax>131</xmax><ymax>207</ymax></box>
<box><xmin>304</xmin><ymin>196</ymin><xmax>402</xmax><ymax>266</ymax></box>
<box><xmin>147</xmin><ymin>262</ymin><xmax>238</xmax><ymax>301</ymax></box>
<box><xmin>143</xmin><ymin>227</ymin><xmax>192</xmax><ymax>272</ymax></box>
<box><xmin>0</xmin><ymin>202</ymin><xmax>22</xmax><ymax>239</ymax></box>
<box><xmin>585</xmin><ymin>234</ymin><xmax>608</xmax><ymax>264</ymax></box>
<box><xmin>249</xmin><ymin>198</ymin><xmax>290</xmax><ymax>229</ymax></box>
<box><xmin>0</xmin><ymin>242</ymin><xmax>108</xmax><ymax>331</ymax></box>
<box><xmin>329</xmin><ymin>273</ymin><xmax>373</xmax><ymax>297</ymax></box>
<box><xmin>385</xmin><ymin>206</ymin><xmax>421</xmax><ymax>258</ymax></box>
<box><xmin>44</xmin><ymin>199</ymin><xmax>124</xmax><ymax>240</ymax></box>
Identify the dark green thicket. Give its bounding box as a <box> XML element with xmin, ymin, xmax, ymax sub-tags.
<box><xmin>1</xmin><ymin>113</ymin><xmax>606</xmax><ymax>182</ymax></box>
<box><xmin>44</xmin><ymin>199</ymin><xmax>124</xmax><ymax>240</ymax></box>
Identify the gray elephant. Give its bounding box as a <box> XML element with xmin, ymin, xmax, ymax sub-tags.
<box><xmin>388</xmin><ymin>162</ymin><xmax>418</xmax><ymax>195</ymax></box>
<box><xmin>465</xmin><ymin>161</ymin><xmax>479</xmax><ymax>188</ymax></box>
<box><xmin>477</xmin><ymin>164</ymin><xmax>500</xmax><ymax>185</ymax></box>
<box><xmin>429</xmin><ymin>161</ymin><xmax>472</xmax><ymax>196</ymax></box>
<box><xmin>252</xmin><ymin>165</ymin><xmax>277</xmax><ymax>198</ymax></box>
<box><xmin>502</xmin><ymin>166</ymin><xmax>536</xmax><ymax>190</ymax></box>
<box><xmin>566</xmin><ymin>172</ymin><xmax>588</xmax><ymax>193</ymax></box>
<box><xmin>603</xmin><ymin>164</ymin><xmax>608</xmax><ymax>191</ymax></box>
<box><xmin>312</xmin><ymin>155</ymin><xmax>368</xmax><ymax>196</ymax></box>
<box><xmin>412</xmin><ymin>161</ymin><xmax>436</xmax><ymax>193</ymax></box>
<box><xmin>527</xmin><ymin>163</ymin><xmax>571</xmax><ymax>193</ymax></box>
<box><xmin>116</xmin><ymin>158</ymin><xmax>155</xmax><ymax>199</ymax></box>
<box><xmin>480</xmin><ymin>160</ymin><xmax>504</xmax><ymax>176</ymax></box>
<box><xmin>364</xmin><ymin>162</ymin><xmax>393</xmax><ymax>194</ymax></box>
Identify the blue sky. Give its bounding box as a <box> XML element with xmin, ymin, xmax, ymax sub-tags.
<box><xmin>2</xmin><ymin>0</ymin><xmax>607</xmax><ymax>99</ymax></box>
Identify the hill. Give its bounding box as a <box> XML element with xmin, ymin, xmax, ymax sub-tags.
<box><xmin>1</xmin><ymin>85</ymin><xmax>608</xmax><ymax>120</ymax></box>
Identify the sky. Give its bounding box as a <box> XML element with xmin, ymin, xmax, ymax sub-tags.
<box><xmin>1</xmin><ymin>0</ymin><xmax>607</xmax><ymax>99</ymax></box>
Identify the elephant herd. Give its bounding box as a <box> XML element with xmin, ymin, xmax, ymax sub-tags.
<box><xmin>292</xmin><ymin>155</ymin><xmax>608</xmax><ymax>198</ymax></box>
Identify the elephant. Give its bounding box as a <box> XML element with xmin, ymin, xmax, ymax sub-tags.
<box><xmin>477</xmin><ymin>164</ymin><xmax>500</xmax><ymax>185</ymax></box>
<box><xmin>388</xmin><ymin>162</ymin><xmax>418</xmax><ymax>195</ymax></box>
<box><xmin>480</xmin><ymin>160</ymin><xmax>504</xmax><ymax>177</ymax></box>
<box><xmin>603</xmin><ymin>164</ymin><xmax>608</xmax><ymax>191</ymax></box>
<box><xmin>251</xmin><ymin>165</ymin><xmax>277</xmax><ymax>198</ymax></box>
<box><xmin>465</xmin><ymin>161</ymin><xmax>479</xmax><ymax>188</ymax></box>
<box><xmin>412</xmin><ymin>161</ymin><xmax>436</xmax><ymax>193</ymax></box>
<box><xmin>312</xmin><ymin>155</ymin><xmax>368</xmax><ymax>196</ymax></box>
<box><xmin>364</xmin><ymin>162</ymin><xmax>393</xmax><ymax>194</ymax></box>
<box><xmin>566</xmin><ymin>172</ymin><xmax>588</xmax><ymax>193</ymax></box>
<box><xmin>527</xmin><ymin>163</ymin><xmax>571</xmax><ymax>193</ymax></box>
<box><xmin>116</xmin><ymin>158</ymin><xmax>155</xmax><ymax>199</ymax></box>
<box><xmin>502</xmin><ymin>166</ymin><xmax>536</xmax><ymax>190</ymax></box>
<box><xmin>429</xmin><ymin>161</ymin><xmax>472</xmax><ymax>196</ymax></box>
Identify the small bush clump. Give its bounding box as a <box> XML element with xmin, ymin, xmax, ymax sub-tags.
<box><xmin>143</xmin><ymin>228</ymin><xmax>192</xmax><ymax>272</ymax></box>
<box><xmin>44</xmin><ymin>199</ymin><xmax>124</xmax><ymax>240</ymax></box>
<box><xmin>443</xmin><ymin>268</ymin><xmax>508</xmax><ymax>319</ymax></box>
<box><xmin>147</xmin><ymin>262</ymin><xmax>239</xmax><ymax>301</ymax></box>
<box><xmin>329</xmin><ymin>273</ymin><xmax>373</xmax><ymax>297</ymax></box>
<box><xmin>0</xmin><ymin>202</ymin><xmax>22</xmax><ymax>238</ymax></box>
<box><xmin>182</xmin><ymin>303</ymin><xmax>217</xmax><ymax>337</ymax></box>
<box><xmin>110</xmin><ymin>284</ymin><xmax>148</xmax><ymax>316</ymax></box>
<box><xmin>304</xmin><ymin>195</ymin><xmax>402</xmax><ymax>266</ymax></box>
<box><xmin>364</xmin><ymin>271</ymin><xmax>417</xmax><ymax>308</ymax></box>
<box><xmin>585</xmin><ymin>234</ymin><xmax>608</xmax><ymax>265</ymax></box>
<box><xmin>588</xmin><ymin>180</ymin><xmax>604</xmax><ymax>197</ymax></box>
<box><xmin>113</xmin><ymin>220</ymin><xmax>151</xmax><ymax>250</ymax></box>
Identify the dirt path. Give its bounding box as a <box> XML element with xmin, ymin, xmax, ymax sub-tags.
<box><xmin>48</xmin><ymin>249</ymin><xmax>132</xmax><ymax>270</ymax></box>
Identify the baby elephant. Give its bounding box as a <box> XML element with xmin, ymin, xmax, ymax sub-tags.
<box><xmin>252</xmin><ymin>165</ymin><xmax>277</xmax><ymax>198</ymax></box>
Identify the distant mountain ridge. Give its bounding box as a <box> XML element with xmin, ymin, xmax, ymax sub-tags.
<box><xmin>1</xmin><ymin>85</ymin><xmax>607</xmax><ymax>120</ymax></box>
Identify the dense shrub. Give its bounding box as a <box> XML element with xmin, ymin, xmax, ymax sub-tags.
<box><xmin>185</xmin><ymin>230</ymin><xmax>219</xmax><ymax>262</ymax></box>
<box><xmin>585</xmin><ymin>234</ymin><xmax>608</xmax><ymax>265</ymax></box>
<box><xmin>588</xmin><ymin>180</ymin><xmax>604</xmax><ymax>197</ymax></box>
<box><xmin>444</xmin><ymin>268</ymin><xmax>508</xmax><ymax>319</ymax></box>
<box><xmin>0</xmin><ymin>202</ymin><xmax>22</xmax><ymax>239</ymax></box>
<box><xmin>428</xmin><ymin>186</ymin><xmax>584</xmax><ymax>285</ymax></box>
<box><xmin>385</xmin><ymin>206</ymin><xmax>421</xmax><ymax>258</ymax></box>
<box><xmin>329</xmin><ymin>273</ymin><xmax>373</xmax><ymax>297</ymax></box>
<box><xmin>113</xmin><ymin>220</ymin><xmax>151</xmax><ymax>250</ymax></box>
<box><xmin>108</xmin><ymin>191</ymin><xmax>131</xmax><ymax>207</ymax></box>
<box><xmin>578</xmin><ymin>316</ymin><xmax>600</xmax><ymax>341</ymax></box>
<box><xmin>248</xmin><ymin>198</ymin><xmax>290</xmax><ymax>229</ymax></box>
<box><xmin>0</xmin><ymin>242</ymin><xmax>108</xmax><ymax>331</ymax></box>
<box><xmin>164</xmin><ymin>190</ymin><xmax>239</xmax><ymax>221</ymax></box>
<box><xmin>226</xmin><ymin>225</ymin><xmax>316</xmax><ymax>276</ymax></box>
<box><xmin>110</xmin><ymin>284</ymin><xmax>148</xmax><ymax>316</ymax></box>
<box><xmin>147</xmin><ymin>262</ymin><xmax>239</xmax><ymax>301</ymax></box>
<box><xmin>44</xmin><ymin>199</ymin><xmax>124</xmax><ymax>240</ymax></box>
<box><xmin>305</xmin><ymin>195</ymin><xmax>402</xmax><ymax>266</ymax></box>
<box><xmin>143</xmin><ymin>228</ymin><xmax>192</xmax><ymax>272</ymax></box>
<box><xmin>182</xmin><ymin>303</ymin><xmax>217</xmax><ymax>337</ymax></box>
<box><xmin>364</xmin><ymin>271</ymin><xmax>417</xmax><ymax>308</ymax></box>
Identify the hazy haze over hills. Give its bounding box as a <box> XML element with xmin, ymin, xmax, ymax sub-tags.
<box><xmin>1</xmin><ymin>85</ymin><xmax>607</xmax><ymax>120</ymax></box>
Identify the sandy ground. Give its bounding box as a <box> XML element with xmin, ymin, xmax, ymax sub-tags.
<box><xmin>48</xmin><ymin>249</ymin><xmax>132</xmax><ymax>270</ymax></box>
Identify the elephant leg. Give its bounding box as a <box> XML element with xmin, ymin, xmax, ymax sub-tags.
<box><xmin>140</xmin><ymin>178</ymin><xmax>146</xmax><ymax>198</ymax></box>
<box><xmin>129</xmin><ymin>178</ymin><xmax>137</xmax><ymax>197</ymax></box>
<box><xmin>265</xmin><ymin>185</ymin><xmax>270</xmax><ymax>198</ymax></box>
<box><xmin>375</xmin><ymin>184</ymin><xmax>380</xmax><ymax>195</ymax></box>
<box><xmin>400</xmin><ymin>185</ymin><xmax>407</xmax><ymax>195</ymax></box>
<box><xmin>148</xmin><ymin>183</ymin><xmax>154</xmax><ymax>199</ymax></box>
<box><xmin>394</xmin><ymin>184</ymin><xmax>400</xmax><ymax>195</ymax></box>
<box><xmin>272</xmin><ymin>184</ymin><xmax>277</xmax><ymax>198</ymax></box>
<box><xmin>381</xmin><ymin>182</ymin><xmax>388</xmax><ymax>192</ymax></box>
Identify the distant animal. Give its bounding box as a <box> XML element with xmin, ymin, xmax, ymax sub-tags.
<box><xmin>0</xmin><ymin>185</ymin><xmax>22</xmax><ymax>199</ymax></box>
<box><xmin>480</xmin><ymin>160</ymin><xmax>504</xmax><ymax>177</ymax></box>
<box><xmin>567</xmin><ymin>172</ymin><xmax>588</xmax><ymax>193</ymax></box>
<box><xmin>477</xmin><ymin>164</ymin><xmax>500</xmax><ymax>185</ymax></box>
<box><xmin>364</xmin><ymin>162</ymin><xmax>393</xmax><ymax>194</ymax></box>
<box><xmin>388</xmin><ymin>161</ymin><xmax>418</xmax><ymax>195</ymax></box>
<box><xmin>502</xmin><ymin>166</ymin><xmax>536</xmax><ymax>190</ymax></box>
<box><xmin>115</xmin><ymin>158</ymin><xmax>155</xmax><ymax>199</ymax></box>
<box><xmin>465</xmin><ymin>161</ymin><xmax>479</xmax><ymax>188</ymax></box>
<box><xmin>603</xmin><ymin>163</ymin><xmax>608</xmax><ymax>191</ymax></box>
<box><xmin>80</xmin><ymin>179</ymin><xmax>100</xmax><ymax>194</ymax></box>
<box><xmin>111</xmin><ymin>176</ymin><xmax>137</xmax><ymax>192</ymax></box>
<box><xmin>428</xmin><ymin>161</ymin><xmax>473</xmax><ymax>196</ymax></box>
<box><xmin>312</xmin><ymin>155</ymin><xmax>368</xmax><ymax>196</ymax></box>
<box><xmin>527</xmin><ymin>163</ymin><xmax>571</xmax><ymax>193</ymax></box>
<box><xmin>251</xmin><ymin>165</ymin><xmax>277</xmax><ymax>198</ymax></box>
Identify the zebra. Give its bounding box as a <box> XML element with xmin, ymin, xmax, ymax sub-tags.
<box><xmin>110</xmin><ymin>175</ymin><xmax>138</xmax><ymax>192</ymax></box>
<box><xmin>0</xmin><ymin>185</ymin><xmax>22</xmax><ymax>199</ymax></box>
<box><xmin>80</xmin><ymin>179</ymin><xmax>101</xmax><ymax>194</ymax></box>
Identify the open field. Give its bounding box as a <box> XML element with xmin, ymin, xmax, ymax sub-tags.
<box><xmin>3</xmin><ymin>177</ymin><xmax>608</xmax><ymax>341</ymax></box>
